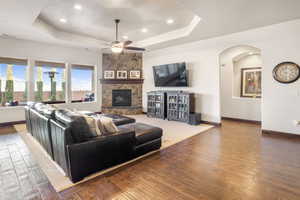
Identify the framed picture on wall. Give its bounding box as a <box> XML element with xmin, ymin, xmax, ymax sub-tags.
<box><xmin>116</xmin><ymin>70</ymin><xmax>128</xmax><ymax>79</ymax></box>
<box><xmin>104</xmin><ymin>70</ymin><xmax>115</xmax><ymax>79</ymax></box>
<box><xmin>241</xmin><ymin>67</ymin><xmax>262</xmax><ymax>98</ymax></box>
<box><xmin>129</xmin><ymin>70</ymin><xmax>141</xmax><ymax>79</ymax></box>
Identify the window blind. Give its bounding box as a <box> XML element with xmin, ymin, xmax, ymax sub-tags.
<box><xmin>0</xmin><ymin>57</ymin><xmax>27</xmax><ymax>65</ymax></box>
<box><xmin>72</xmin><ymin>64</ymin><xmax>94</xmax><ymax>70</ymax></box>
<box><xmin>35</xmin><ymin>61</ymin><xmax>65</xmax><ymax>68</ymax></box>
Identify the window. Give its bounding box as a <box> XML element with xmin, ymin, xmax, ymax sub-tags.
<box><xmin>0</xmin><ymin>57</ymin><xmax>27</xmax><ymax>106</ymax></box>
<box><xmin>34</xmin><ymin>61</ymin><xmax>66</xmax><ymax>103</ymax></box>
<box><xmin>0</xmin><ymin>58</ymin><xmax>96</xmax><ymax>106</ymax></box>
<box><xmin>71</xmin><ymin>64</ymin><xmax>95</xmax><ymax>102</ymax></box>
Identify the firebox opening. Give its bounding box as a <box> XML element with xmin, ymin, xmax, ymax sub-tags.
<box><xmin>112</xmin><ymin>89</ymin><xmax>132</xmax><ymax>107</ymax></box>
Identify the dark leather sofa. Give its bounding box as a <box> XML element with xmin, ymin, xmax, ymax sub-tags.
<box><xmin>25</xmin><ymin>103</ymin><xmax>55</xmax><ymax>158</ymax></box>
<box><xmin>25</xmin><ymin>103</ymin><xmax>163</xmax><ymax>182</ymax></box>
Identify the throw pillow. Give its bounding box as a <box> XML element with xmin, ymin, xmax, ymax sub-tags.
<box><xmin>82</xmin><ymin>114</ymin><xmax>102</xmax><ymax>136</ymax></box>
<box><xmin>93</xmin><ymin>116</ymin><xmax>105</xmax><ymax>136</ymax></box>
<box><xmin>97</xmin><ymin>115</ymin><xmax>119</xmax><ymax>135</ymax></box>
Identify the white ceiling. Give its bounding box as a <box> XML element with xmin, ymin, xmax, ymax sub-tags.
<box><xmin>1</xmin><ymin>0</ymin><xmax>300</xmax><ymax>51</ymax></box>
<box><xmin>39</xmin><ymin>0</ymin><xmax>194</xmax><ymax>41</ymax></box>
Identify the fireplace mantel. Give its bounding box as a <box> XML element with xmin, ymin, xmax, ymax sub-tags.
<box><xmin>102</xmin><ymin>53</ymin><xmax>143</xmax><ymax>115</ymax></box>
<box><xmin>100</xmin><ymin>79</ymin><xmax>144</xmax><ymax>84</ymax></box>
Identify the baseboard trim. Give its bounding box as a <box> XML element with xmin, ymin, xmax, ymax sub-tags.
<box><xmin>142</xmin><ymin>112</ymin><xmax>221</xmax><ymax>126</ymax></box>
<box><xmin>222</xmin><ymin>117</ymin><xmax>261</xmax><ymax>125</ymax></box>
<box><xmin>262</xmin><ymin>129</ymin><xmax>300</xmax><ymax>138</ymax></box>
<box><xmin>0</xmin><ymin>120</ymin><xmax>26</xmax><ymax>128</ymax></box>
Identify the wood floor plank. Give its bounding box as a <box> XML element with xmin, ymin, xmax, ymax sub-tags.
<box><xmin>1</xmin><ymin>120</ymin><xmax>300</xmax><ymax>199</ymax></box>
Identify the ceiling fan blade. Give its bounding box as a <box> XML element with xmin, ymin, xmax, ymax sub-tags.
<box><xmin>123</xmin><ymin>40</ymin><xmax>133</xmax><ymax>46</ymax></box>
<box><xmin>124</xmin><ymin>46</ymin><xmax>146</xmax><ymax>51</ymax></box>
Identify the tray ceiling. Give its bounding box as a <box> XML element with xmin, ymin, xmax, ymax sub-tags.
<box><xmin>1</xmin><ymin>0</ymin><xmax>300</xmax><ymax>50</ymax></box>
<box><xmin>38</xmin><ymin>0</ymin><xmax>195</xmax><ymax>41</ymax></box>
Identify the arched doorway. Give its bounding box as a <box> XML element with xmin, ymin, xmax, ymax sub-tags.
<box><xmin>219</xmin><ymin>45</ymin><xmax>262</xmax><ymax>122</ymax></box>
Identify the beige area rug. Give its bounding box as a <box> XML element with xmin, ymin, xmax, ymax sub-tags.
<box><xmin>18</xmin><ymin>114</ymin><xmax>213</xmax><ymax>192</ymax></box>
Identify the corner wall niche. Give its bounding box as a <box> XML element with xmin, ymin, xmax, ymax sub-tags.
<box><xmin>101</xmin><ymin>53</ymin><xmax>143</xmax><ymax>115</ymax></box>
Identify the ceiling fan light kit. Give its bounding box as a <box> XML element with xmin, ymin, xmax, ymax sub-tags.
<box><xmin>107</xmin><ymin>19</ymin><xmax>146</xmax><ymax>53</ymax></box>
<box><xmin>111</xmin><ymin>45</ymin><xmax>123</xmax><ymax>53</ymax></box>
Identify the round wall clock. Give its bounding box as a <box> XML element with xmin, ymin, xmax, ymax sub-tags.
<box><xmin>273</xmin><ymin>62</ymin><xmax>300</xmax><ymax>84</ymax></box>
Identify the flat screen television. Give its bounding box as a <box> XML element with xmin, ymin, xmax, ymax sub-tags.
<box><xmin>153</xmin><ymin>62</ymin><xmax>188</xmax><ymax>87</ymax></box>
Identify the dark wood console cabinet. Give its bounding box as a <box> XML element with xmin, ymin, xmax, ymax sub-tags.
<box><xmin>147</xmin><ymin>91</ymin><xmax>167</xmax><ymax>119</ymax></box>
<box><xmin>147</xmin><ymin>91</ymin><xmax>195</xmax><ymax>123</ymax></box>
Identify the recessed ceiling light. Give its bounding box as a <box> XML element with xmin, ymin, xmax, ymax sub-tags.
<box><xmin>141</xmin><ymin>28</ymin><xmax>148</xmax><ymax>33</ymax></box>
<box><xmin>123</xmin><ymin>35</ymin><xmax>128</xmax><ymax>39</ymax></box>
<box><xmin>74</xmin><ymin>4</ymin><xmax>82</xmax><ymax>10</ymax></box>
<box><xmin>166</xmin><ymin>19</ymin><xmax>174</xmax><ymax>24</ymax></box>
<box><xmin>59</xmin><ymin>18</ymin><xmax>67</xmax><ymax>23</ymax></box>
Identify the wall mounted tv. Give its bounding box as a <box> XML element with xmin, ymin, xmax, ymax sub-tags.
<box><xmin>153</xmin><ymin>62</ymin><xmax>188</xmax><ymax>87</ymax></box>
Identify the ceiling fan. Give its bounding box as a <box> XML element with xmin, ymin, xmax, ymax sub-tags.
<box><xmin>105</xmin><ymin>19</ymin><xmax>146</xmax><ymax>53</ymax></box>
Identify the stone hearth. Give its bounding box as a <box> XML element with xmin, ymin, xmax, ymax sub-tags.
<box><xmin>101</xmin><ymin>53</ymin><xmax>143</xmax><ymax>115</ymax></box>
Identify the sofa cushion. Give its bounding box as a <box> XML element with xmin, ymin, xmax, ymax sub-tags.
<box><xmin>101</xmin><ymin>114</ymin><xmax>136</xmax><ymax>126</ymax></box>
<box><xmin>55</xmin><ymin>109</ymin><xmax>98</xmax><ymax>143</ymax></box>
<box><xmin>34</xmin><ymin>103</ymin><xmax>56</xmax><ymax>118</ymax></box>
<box><xmin>54</xmin><ymin>109</ymin><xmax>76</xmax><ymax>126</ymax></box>
<box><xmin>118</xmin><ymin>123</ymin><xmax>162</xmax><ymax>145</ymax></box>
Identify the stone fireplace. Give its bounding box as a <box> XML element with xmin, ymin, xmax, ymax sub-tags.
<box><xmin>101</xmin><ymin>53</ymin><xmax>143</xmax><ymax>115</ymax></box>
<box><xmin>112</xmin><ymin>89</ymin><xmax>132</xmax><ymax>107</ymax></box>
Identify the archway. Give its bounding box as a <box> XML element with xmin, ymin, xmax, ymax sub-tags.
<box><xmin>219</xmin><ymin>45</ymin><xmax>262</xmax><ymax>122</ymax></box>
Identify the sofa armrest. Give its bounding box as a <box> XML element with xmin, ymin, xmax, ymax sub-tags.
<box><xmin>66</xmin><ymin>130</ymin><xmax>135</xmax><ymax>182</ymax></box>
<box><xmin>50</xmin><ymin>119</ymin><xmax>74</xmax><ymax>177</ymax></box>
<box><xmin>30</xmin><ymin>109</ymin><xmax>54</xmax><ymax>159</ymax></box>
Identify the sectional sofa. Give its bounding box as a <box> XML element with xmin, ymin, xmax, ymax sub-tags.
<box><xmin>25</xmin><ymin>103</ymin><xmax>163</xmax><ymax>182</ymax></box>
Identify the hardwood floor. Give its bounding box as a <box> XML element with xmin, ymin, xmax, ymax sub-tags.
<box><xmin>1</xmin><ymin>120</ymin><xmax>300</xmax><ymax>199</ymax></box>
